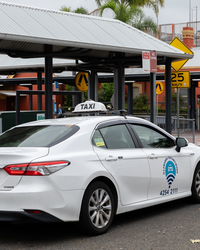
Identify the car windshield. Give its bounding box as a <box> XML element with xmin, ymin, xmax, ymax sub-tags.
<box><xmin>0</xmin><ymin>125</ymin><xmax>79</xmax><ymax>147</ymax></box>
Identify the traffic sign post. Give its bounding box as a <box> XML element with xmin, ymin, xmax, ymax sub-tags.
<box><xmin>156</xmin><ymin>81</ymin><xmax>164</xmax><ymax>115</ymax></box>
<box><xmin>150</xmin><ymin>51</ymin><xmax>157</xmax><ymax>73</ymax></box>
<box><xmin>143</xmin><ymin>50</ymin><xmax>157</xmax><ymax>123</ymax></box>
<box><xmin>169</xmin><ymin>71</ymin><xmax>190</xmax><ymax>137</ymax></box>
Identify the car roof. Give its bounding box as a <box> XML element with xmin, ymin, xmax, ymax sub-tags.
<box><xmin>16</xmin><ymin>115</ymin><xmax>125</xmax><ymax>127</ymax></box>
<box><xmin>16</xmin><ymin>115</ymin><xmax>147</xmax><ymax>127</ymax></box>
<box><xmin>13</xmin><ymin>114</ymin><xmax>175</xmax><ymax>140</ymax></box>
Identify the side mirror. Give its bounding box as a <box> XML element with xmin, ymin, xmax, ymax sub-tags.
<box><xmin>175</xmin><ymin>137</ymin><xmax>188</xmax><ymax>152</ymax></box>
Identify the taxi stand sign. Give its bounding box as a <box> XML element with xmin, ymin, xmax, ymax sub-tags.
<box><xmin>73</xmin><ymin>100</ymin><xmax>107</xmax><ymax>113</ymax></box>
<box><xmin>142</xmin><ymin>50</ymin><xmax>157</xmax><ymax>73</ymax></box>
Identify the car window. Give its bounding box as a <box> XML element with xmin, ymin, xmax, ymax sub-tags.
<box><xmin>92</xmin><ymin>130</ymin><xmax>106</xmax><ymax>148</ymax></box>
<box><xmin>0</xmin><ymin>125</ymin><xmax>79</xmax><ymax>147</ymax></box>
<box><xmin>132</xmin><ymin>124</ymin><xmax>175</xmax><ymax>148</ymax></box>
<box><xmin>98</xmin><ymin>124</ymin><xmax>135</xmax><ymax>149</ymax></box>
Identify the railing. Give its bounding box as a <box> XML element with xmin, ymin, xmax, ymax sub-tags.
<box><xmin>135</xmin><ymin>115</ymin><xmax>196</xmax><ymax>143</ymax></box>
<box><xmin>158</xmin><ymin>21</ymin><xmax>200</xmax><ymax>47</ymax></box>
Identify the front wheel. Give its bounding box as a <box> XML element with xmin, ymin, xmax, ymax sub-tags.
<box><xmin>80</xmin><ymin>181</ymin><xmax>115</xmax><ymax>235</ymax></box>
<box><xmin>191</xmin><ymin>164</ymin><xmax>200</xmax><ymax>203</ymax></box>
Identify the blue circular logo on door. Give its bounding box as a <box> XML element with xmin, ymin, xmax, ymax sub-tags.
<box><xmin>163</xmin><ymin>157</ymin><xmax>178</xmax><ymax>188</ymax></box>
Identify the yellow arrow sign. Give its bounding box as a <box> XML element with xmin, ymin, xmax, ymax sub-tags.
<box><xmin>156</xmin><ymin>81</ymin><xmax>164</xmax><ymax>95</ymax></box>
<box><xmin>170</xmin><ymin>37</ymin><xmax>193</xmax><ymax>72</ymax></box>
<box><xmin>75</xmin><ymin>72</ymin><xmax>89</xmax><ymax>92</ymax></box>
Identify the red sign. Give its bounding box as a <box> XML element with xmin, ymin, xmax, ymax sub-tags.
<box><xmin>142</xmin><ymin>51</ymin><xmax>150</xmax><ymax>72</ymax></box>
<box><xmin>150</xmin><ymin>51</ymin><xmax>157</xmax><ymax>73</ymax></box>
<box><xmin>143</xmin><ymin>52</ymin><xmax>150</xmax><ymax>60</ymax></box>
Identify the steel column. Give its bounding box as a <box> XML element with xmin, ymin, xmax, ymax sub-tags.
<box><xmin>28</xmin><ymin>85</ymin><xmax>32</xmax><ymax>110</ymax></box>
<box><xmin>88</xmin><ymin>71</ymin><xmax>98</xmax><ymax>101</ymax></box>
<box><xmin>150</xmin><ymin>72</ymin><xmax>156</xmax><ymax>123</ymax></box>
<box><xmin>165</xmin><ymin>59</ymin><xmax>172</xmax><ymax>134</ymax></box>
<box><xmin>44</xmin><ymin>45</ymin><xmax>53</xmax><ymax>119</ymax></box>
<box><xmin>114</xmin><ymin>61</ymin><xmax>125</xmax><ymax>110</ymax></box>
<box><xmin>188</xmin><ymin>82</ymin><xmax>196</xmax><ymax>129</ymax></box>
<box><xmin>37</xmin><ymin>72</ymin><xmax>42</xmax><ymax>110</ymax></box>
<box><xmin>127</xmin><ymin>83</ymin><xmax>133</xmax><ymax>115</ymax></box>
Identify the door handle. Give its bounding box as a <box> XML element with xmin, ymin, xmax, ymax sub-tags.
<box><xmin>148</xmin><ymin>154</ymin><xmax>158</xmax><ymax>159</ymax></box>
<box><xmin>105</xmin><ymin>156</ymin><xmax>118</xmax><ymax>161</ymax></box>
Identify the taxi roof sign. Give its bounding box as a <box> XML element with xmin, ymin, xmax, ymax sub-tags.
<box><xmin>170</xmin><ymin>37</ymin><xmax>193</xmax><ymax>72</ymax></box>
<box><xmin>73</xmin><ymin>100</ymin><xmax>107</xmax><ymax>113</ymax></box>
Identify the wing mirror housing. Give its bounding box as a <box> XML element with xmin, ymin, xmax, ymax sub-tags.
<box><xmin>175</xmin><ymin>137</ymin><xmax>188</xmax><ymax>152</ymax></box>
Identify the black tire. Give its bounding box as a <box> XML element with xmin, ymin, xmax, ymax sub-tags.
<box><xmin>191</xmin><ymin>164</ymin><xmax>200</xmax><ymax>203</ymax></box>
<box><xmin>80</xmin><ymin>181</ymin><xmax>115</xmax><ymax>236</ymax></box>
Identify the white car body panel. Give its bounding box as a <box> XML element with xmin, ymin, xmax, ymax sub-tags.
<box><xmin>0</xmin><ymin>112</ymin><xmax>199</xmax><ymax>225</ymax></box>
<box><xmin>93</xmin><ymin>147</ymin><xmax>151</xmax><ymax>205</ymax></box>
<box><xmin>142</xmin><ymin>147</ymin><xmax>191</xmax><ymax>199</ymax></box>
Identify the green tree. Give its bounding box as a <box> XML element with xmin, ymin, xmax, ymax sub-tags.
<box><xmin>98</xmin><ymin>83</ymin><xmax>114</xmax><ymax>102</ymax></box>
<box><xmin>133</xmin><ymin>93</ymin><xmax>149</xmax><ymax>109</ymax></box>
<box><xmin>64</xmin><ymin>85</ymin><xmax>73</xmax><ymax>107</ymax></box>
<box><xmin>95</xmin><ymin>0</ymin><xmax>164</xmax><ymax>13</ymax></box>
<box><xmin>95</xmin><ymin>0</ymin><xmax>164</xmax><ymax>35</ymax></box>
<box><xmin>131</xmin><ymin>11</ymin><xmax>158</xmax><ymax>34</ymax></box>
<box><xmin>60</xmin><ymin>6</ymin><xmax>89</xmax><ymax>14</ymax></box>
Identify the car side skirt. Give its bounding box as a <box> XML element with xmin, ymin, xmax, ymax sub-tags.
<box><xmin>116</xmin><ymin>191</ymin><xmax>191</xmax><ymax>214</ymax></box>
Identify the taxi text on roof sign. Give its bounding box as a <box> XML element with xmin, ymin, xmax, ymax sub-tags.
<box><xmin>170</xmin><ymin>37</ymin><xmax>193</xmax><ymax>72</ymax></box>
<box><xmin>73</xmin><ymin>100</ymin><xmax>107</xmax><ymax>113</ymax></box>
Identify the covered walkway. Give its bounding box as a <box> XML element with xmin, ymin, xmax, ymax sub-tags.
<box><xmin>0</xmin><ymin>2</ymin><xmax>193</xmax><ymax>133</ymax></box>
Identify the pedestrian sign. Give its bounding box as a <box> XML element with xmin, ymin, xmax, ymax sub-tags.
<box><xmin>170</xmin><ymin>37</ymin><xmax>193</xmax><ymax>72</ymax></box>
<box><xmin>156</xmin><ymin>81</ymin><xmax>164</xmax><ymax>95</ymax></box>
<box><xmin>75</xmin><ymin>72</ymin><xmax>89</xmax><ymax>92</ymax></box>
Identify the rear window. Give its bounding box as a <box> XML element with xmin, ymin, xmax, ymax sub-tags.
<box><xmin>0</xmin><ymin>125</ymin><xmax>79</xmax><ymax>147</ymax></box>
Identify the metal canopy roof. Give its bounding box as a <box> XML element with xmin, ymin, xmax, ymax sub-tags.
<box><xmin>0</xmin><ymin>1</ymin><xmax>193</xmax><ymax>72</ymax></box>
<box><xmin>0</xmin><ymin>54</ymin><xmax>75</xmax><ymax>74</ymax></box>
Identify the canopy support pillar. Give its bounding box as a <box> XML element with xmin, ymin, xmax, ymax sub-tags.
<box><xmin>114</xmin><ymin>60</ymin><xmax>125</xmax><ymax>110</ymax></box>
<box><xmin>165</xmin><ymin>59</ymin><xmax>172</xmax><ymax>134</ymax></box>
<box><xmin>44</xmin><ymin>45</ymin><xmax>53</xmax><ymax>119</ymax></box>
<box><xmin>37</xmin><ymin>72</ymin><xmax>42</xmax><ymax>110</ymax></box>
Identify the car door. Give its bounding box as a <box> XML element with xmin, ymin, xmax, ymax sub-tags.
<box><xmin>130</xmin><ymin>123</ymin><xmax>191</xmax><ymax>200</ymax></box>
<box><xmin>92</xmin><ymin>121</ymin><xmax>151</xmax><ymax>206</ymax></box>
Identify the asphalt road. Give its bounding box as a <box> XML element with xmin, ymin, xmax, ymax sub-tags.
<box><xmin>1</xmin><ymin>197</ymin><xmax>200</xmax><ymax>250</ymax></box>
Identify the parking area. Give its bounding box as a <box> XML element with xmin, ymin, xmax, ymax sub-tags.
<box><xmin>173</xmin><ymin>131</ymin><xmax>200</xmax><ymax>146</ymax></box>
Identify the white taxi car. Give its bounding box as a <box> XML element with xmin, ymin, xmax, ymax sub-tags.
<box><xmin>0</xmin><ymin>100</ymin><xmax>199</xmax><ymax>235</ymax></box>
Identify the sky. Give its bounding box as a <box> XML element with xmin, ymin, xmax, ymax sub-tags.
<box><xmin>1</xmin><ymin>0</ymin><xmax>200</xmax><ymax>25</ymax></box>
